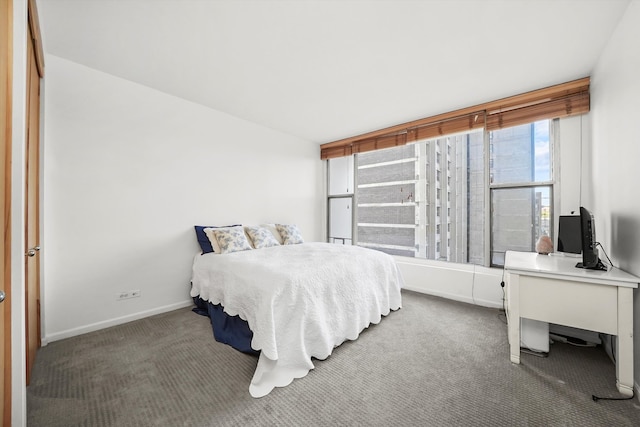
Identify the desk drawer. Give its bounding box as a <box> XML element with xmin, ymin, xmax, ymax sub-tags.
<box><xmin>519</xmin><ymin>276</ymin><xmax>617</xmax><ymax>335</ymax></box>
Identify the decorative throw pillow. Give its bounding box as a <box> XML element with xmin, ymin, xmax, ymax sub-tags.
<box><xmin>245</xmin><ymin>226</ymin><xmax>281</xmax><ymax>249</ymax></box>
<box><xmin>211</xmin><ymin>227</ymin><xmax>253</xmax><ymax>254</ymax></box>
<box><xmin>204</xmin><ymin>226</ymin><xmax>246</xmax><ymax>254</ymax></box>
<box><xmin>275</xmin><ymin>224</ymin><xmax>304</xmax><ymax>245</ymax></box>
<box><xmin>260</xmin><ymin>223</ymin><xmax>285</xmax><ymax>244</ymax></box>
<box><xmin>203</xmin><ymin>227</ymin><xmax>224</xmax><ymax>253</ymax></box>
<box><xmin>195</xmin><ymin>224</ymin><xmax>241</xmax><ymax>254</ymax></box>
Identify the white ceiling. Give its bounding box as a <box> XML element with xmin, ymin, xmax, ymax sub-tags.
<box><xmin>36</xmin><ymin>0</ymin><xmax>630</xmax><ymax>144</ymax></box>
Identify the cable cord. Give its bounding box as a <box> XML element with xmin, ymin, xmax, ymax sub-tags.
<box><xmin>497</xmin><ymin>285</ymin><xmax>508</xmax><ymax>324</ymax></box>
<box><xmin>592</xmin><ymin>335</ymin><xmax>629</xmax><ymax>402</ymax></box>
<box><xmin>549</xmin><ymin>333</ymin><xmax>596</xmax><ymax>348</ymax></box>
<box><xmin>595</xmin><ymin>242</ymin><xmax>615</xmax><ymax>268</ymax></box>
<box><xmin>592</xmin><ymin>390</ymin><xmax>635</xmax><ymax>402</ymax></box>
<box><xmin>498</xmin><ymin>266</ymin><xmax>508</xmax><ymax>324</ymax></box>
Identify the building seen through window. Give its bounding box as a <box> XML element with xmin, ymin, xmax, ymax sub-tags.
<box><xmin>328</xmin><ymin>120</ymin><xmax>554</xmax><ymax>268</ymax></box>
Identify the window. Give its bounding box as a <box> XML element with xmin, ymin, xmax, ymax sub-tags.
<box><xmin>352</xmin><ymin>130</ymin><xmax>484</xmax><ymax>262</ymax></box>
<box><xmin>356</xmin><ymin>145</ymin><xmax>417</xmax><ymax>256</ymax></box>
<box><xmin>327</xmin><ymin>156</ymin><xmax>354</xmax><ymax>245</ymax></box>
<box><xmin>327</xmin><ymin>119</ymin><xmax>555</xmax><ymax>268</ymax></box>
<box><xmin>489</xmin><ymin>120</ymin><xmax>553</xmax><ymax>266</ymax></box>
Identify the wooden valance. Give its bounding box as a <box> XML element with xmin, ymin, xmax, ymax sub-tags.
<box><xmin>321</xmin><ymin>77</ymin><xmax>590</xmax><ymax>159</ymax></box>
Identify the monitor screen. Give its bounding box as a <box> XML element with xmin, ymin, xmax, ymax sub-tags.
<box><xmin>557</xmin><ymin>215</ymin><xmax>581</xmax><ymax>254</ymax></box>
<box><xmin>578</xmin><ymin>206</ymin><xmax>605</xmax><ymax>269</ymax></box>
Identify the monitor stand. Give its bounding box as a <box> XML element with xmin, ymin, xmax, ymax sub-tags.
<box><xmin>576</xmin><ymin>258</ymin><xmax>608</xmax><ymax>271</ymax></box>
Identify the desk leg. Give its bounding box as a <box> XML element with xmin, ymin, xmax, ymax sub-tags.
<box><xmin>507</xmin><ymin>272</ymin><xmax>521</xmax><ymax>364</ymax></box>
<box><xmin>616</xmin><ymin>287</ymin><xmax>634</xmax><ymax>397</ymax></box>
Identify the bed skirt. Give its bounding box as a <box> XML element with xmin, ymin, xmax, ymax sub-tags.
<box><xmin>192</xmin><ymin>296</ymin><xmax>259</xmax><ymax>355</ymax></box>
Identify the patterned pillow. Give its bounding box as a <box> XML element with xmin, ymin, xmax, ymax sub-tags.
<box><xmin>195</xmin><ymin>224</ymin><xmax>241</xmax><ymax>254</ymax></box>
<box><xmin>245</xmin><ymin>226</ymin><xmax>281</xmax><ymax>249</ymax></box>
<box><xmin>260</xmin><ymin>223</ymin><xmax>285</xmax><ymax>244</ymax></box>
<box><xmin>275</xmin><ymin>224</ymin><xmax>304</xmax><ymax>245</ymax></box>
<box><xmin>203</xmin><ymin>227</ymin><xmax>227</xmax><ymax>253</ymax></box>
<box><xmin>211</xmin><ymin>227</ymin><xmax>253</xmax><ymax>254</ymax></box>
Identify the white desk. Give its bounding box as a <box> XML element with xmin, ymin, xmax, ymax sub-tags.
<box><xmin>505</xmin><ymin>251</ymin><xmax>639</xmax><ymax>396</ymax></box>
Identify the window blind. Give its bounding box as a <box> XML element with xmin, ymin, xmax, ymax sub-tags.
<box><xmin>321</xmin><ymin>77</ymin><xmax>589</xmax><ymax>160</ymax></box>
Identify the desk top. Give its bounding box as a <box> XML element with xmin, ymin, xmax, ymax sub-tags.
<box><xmin>504</xmin><ymin>251</ymin><xmax>639</xmax><ymax>288</ymax></box>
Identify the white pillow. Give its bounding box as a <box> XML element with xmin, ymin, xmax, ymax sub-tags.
<box><xmin>275</xmin><ymin>224</ymin><xmax>304</xmax><ymax>245</ymax></box>
<box><xmin>260</xmin><ymin>223</ymin><xmax>285</xmax><ymax>245</ymax></box>
<box><xmin>211</xmin><ymin>227</ymin><xmax>253</xmax><ymax>254</ymax></box>
<box><xmin>245</xmin><ymin>226</ymin><xmax>281</xmax><ymax>249</ymax></box>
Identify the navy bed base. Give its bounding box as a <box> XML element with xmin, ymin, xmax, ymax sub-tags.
<box><xmin>192</xmin><ymin>296</ymin><xmax>259</xmax><ymax>355</ymax></box>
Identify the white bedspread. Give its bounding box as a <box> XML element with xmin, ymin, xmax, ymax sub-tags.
<box><xmin>190</xmin><ymin>242</ymin><xmax>403</xmax><ymax>397</ymax></box>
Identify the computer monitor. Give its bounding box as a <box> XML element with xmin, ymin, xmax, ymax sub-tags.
<box><xmin>575</xmin><ymin>206</ymin><xmax>607</xmax><ymax>270</ymax></box>
<box><xmin>557</xmin><ymin>215</ymin><xmax>581</xmax><ymax>255</ymax></box>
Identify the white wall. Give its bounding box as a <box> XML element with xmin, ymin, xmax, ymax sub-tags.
<box><xmin>42</xmin><ymin>55</ymin><xmax>324</xmax><ymax>342</ymax></box>
<box><xmin>590</xmin><ymin>0</ymin><xmax>640</xmax><ymax>396</ymax></box>
<box><xmin>557</xmin><ymin>114</ymin><xmax>588</xmax><ymax>215</ymax></box>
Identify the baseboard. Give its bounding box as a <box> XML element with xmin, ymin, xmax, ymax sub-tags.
<box><xmin>470</xmin><ymin>295</ymin><xmax>503</xmax><ymax>309</ymax></box>
<box><xmin>42</xmin><ymin>299</ymin><xmax>194</xmax><ymax>345</ymax></box>
<box><xmin>402</xmin><ymin>285</ymin><xmax>502</xmax><ymax>309</ymax></box>
<box><xmin>402</xmin><ymin>284</ymin><xmax>470</xmax><ymax>304</ymax></box>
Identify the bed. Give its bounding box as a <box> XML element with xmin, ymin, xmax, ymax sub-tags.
<box><xmin>190</xmin><ymin>230</ymin><xmax>403</xmax><ymax>398</ymax></box>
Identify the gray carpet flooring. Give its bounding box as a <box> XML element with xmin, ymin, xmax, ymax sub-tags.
<box><xmin>27</xmin><ymin>290</ymin><xmax>640</xmax><ymax>426</ymax></box>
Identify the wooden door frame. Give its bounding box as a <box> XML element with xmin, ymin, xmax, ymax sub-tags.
<box><xmin>24</xmin><ymin>0</ymin><xmax>43</xmax><ymax>388</ymax></box>
<box><xmin>27</xmin><ymin>0</ymin><xmax>43</xmax><ymax>77</ymax></box>
<box><xmin>24</xmin><ymin>31</ymin><xmax>39</xmax><ymax>386</ymax></box>
<box><xmin>0</xmin><ymin>0</ymin><xmax>44</xmax><ymax>424</ymax></box>
<box><xmin>1</xmin><ymin>0</ymin><xmax>13</xmax><ymax>425</ymax></box>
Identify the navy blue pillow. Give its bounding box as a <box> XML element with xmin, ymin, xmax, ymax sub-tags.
<box><xmin>194</xmin><ymin>225</ymin><xmax>241</xmax><ymax>254</ymax></box>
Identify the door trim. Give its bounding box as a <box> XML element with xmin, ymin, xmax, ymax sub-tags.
<box><xmin>24</xmin><ymin>0</ymin><xmax>42</xmax><ymax>387</ymax></box>
<box><xmin>1</xmin><ymin>0</ymin><xmax>13</xmax><ymax>424</ymax></box>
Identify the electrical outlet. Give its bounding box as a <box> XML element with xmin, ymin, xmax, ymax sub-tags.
<box><xmin>117</xmin><ymin>290</ymin><xmax>141</xmax><ymax>301</ymax></box>
<box><xmin>116</xmin><ymin>291</ymin><xmax>131</xmax><ymax>301</ymax></box>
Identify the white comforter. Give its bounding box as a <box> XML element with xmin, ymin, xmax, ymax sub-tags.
<box><xmin>190</xmin><ymin>242</ymin><xmax>403</xmax><ymax>397</ymax></box>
